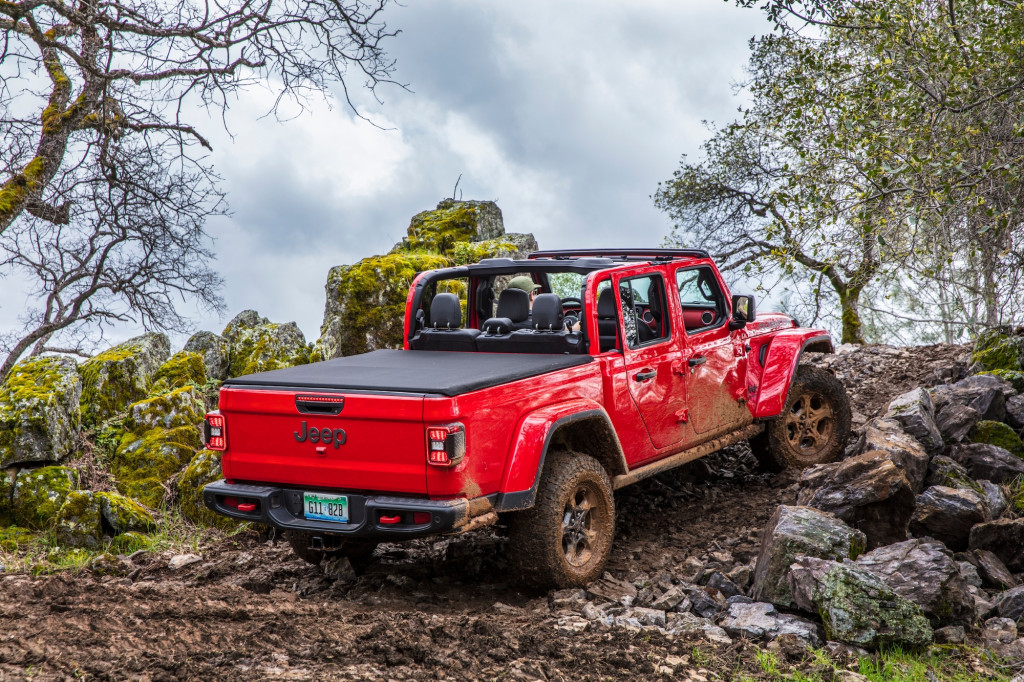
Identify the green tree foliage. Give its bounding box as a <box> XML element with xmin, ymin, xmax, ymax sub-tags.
<box><xmin>659</xmin><ymin>0</ymin><xmax>1024</xmax><ymax>343</ymax></box>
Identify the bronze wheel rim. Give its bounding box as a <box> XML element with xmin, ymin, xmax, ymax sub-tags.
<box><xmin>561</xmin><ymin>483</ymin><xmax>602</xmax><ymax>568</ymax></box>
<box><xmin>784</xmin><ymin>391</ymin><xmax>835</xmax><ymax>457</ymax></box>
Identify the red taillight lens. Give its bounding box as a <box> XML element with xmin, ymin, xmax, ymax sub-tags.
<box><xmin>223</xmin><ymin>496</ymin><xmax>239</xmax><ymax>508</ymax></box>
<box><xmin>426</xmin><ymin>423</ymin><xmax>465</xmax><ymax>467</ymax></box>
<box><xmin>413</xmin><ymin>512</ymin><xmax>431</xmax><ymax>524</ymax></box>
<box><xmin>204</xmin><ymin>412</ymin><xmax>226</xmax><ymax>451</ymax></box>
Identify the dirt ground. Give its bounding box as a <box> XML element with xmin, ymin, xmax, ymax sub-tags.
<box><xmin>0</xmin><ymin>344</ymin><xmax>992</xmax><ymax>681</ymax></box>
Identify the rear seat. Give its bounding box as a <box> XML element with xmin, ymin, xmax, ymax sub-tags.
<box><xmin>477</xmin><ymin>294</ymin><xmax>582</xmax><ymax>354</ymax></box>
<box><xmin>410</xmin><ymin>293</ymin><xmax>480</xmax><ymax>352</ymax></box>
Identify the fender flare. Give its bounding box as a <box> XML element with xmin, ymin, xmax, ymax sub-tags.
<box><xmin>494</xmin><ymin>399</ymin><xmax>627</xmax><ymax>512</ymax></box>
<box><xmin>753</xmin><ymin>329</ymin><xmax>835</xmax><ymax>419</ymax></box>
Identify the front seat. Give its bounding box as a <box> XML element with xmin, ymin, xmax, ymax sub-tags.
<box><xmin>480</xmin><ymin>287</ymin><xmax>531</xmax><ymax>334</ymax></box>
<box><xmin>411</xmin><ymin>293</ymin><xmax>480</xmax><ymax>352</ymax></box>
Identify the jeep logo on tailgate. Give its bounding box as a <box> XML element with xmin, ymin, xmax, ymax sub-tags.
<box><xmin>294</xmin><ymin>421</ymin><xmax>347</xmax><ymax>448</ymax></box>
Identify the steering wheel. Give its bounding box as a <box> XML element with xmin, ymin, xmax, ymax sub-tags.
<box><xmin>560</xmin><ymin>297</ymin><xmax>582</xmax><ymax>332</ymax></box>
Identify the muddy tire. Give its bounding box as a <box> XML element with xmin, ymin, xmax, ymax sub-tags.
<box><xmin>286</xmin><ymin>531</ymin><xmax>378</xmax><ymax>569</ymax></box>
<box><xmin>758</xmin><ymin>365</ymin><xmax>851</xmax><ymax>470</ymax></box>
<box><xmin>507</xmin><ymin>451</ymin><xmax>615</xmax><ymax>589</ymax></box>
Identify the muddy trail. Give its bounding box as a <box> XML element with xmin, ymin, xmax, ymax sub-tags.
<box><xmin>0</xmin><ymin>344</ymin><xmax>974</xmax><ymax>681</ymax></box>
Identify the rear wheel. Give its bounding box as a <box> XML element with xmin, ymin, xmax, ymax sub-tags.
<box><xmin>286</xmin><ymin>531</ymin><xmax>378</xmax><ymax>568</ymax></box>
<box><xmin>757</xmin><ymin>365</ymin><xmax>851</xmax><ymax>470</ymax></box>
<box><xmin>508</xmin><ymin>451</ymin><xmax>615</xmax><ymax>588</ymax></box>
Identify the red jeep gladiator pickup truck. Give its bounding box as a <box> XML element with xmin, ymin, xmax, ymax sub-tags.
<box><xmin>202</xmin><ymin>249</ymin><xmax>850</xmax><ymax>587</ymax></box>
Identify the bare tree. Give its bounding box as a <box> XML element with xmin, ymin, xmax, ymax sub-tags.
<box><xmin>0</xmin><ymin>0</ymin><xmax>399</xmax><ymax>377</ymax></box>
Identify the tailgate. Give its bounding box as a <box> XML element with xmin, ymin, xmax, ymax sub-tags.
<box><xmin>218</xmin><ymin>387</ymin><xmax>428</xmax><ymax>494</ymax></box>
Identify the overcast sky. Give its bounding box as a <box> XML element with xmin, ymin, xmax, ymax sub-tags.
<box><xmin>2</xmin><ymin>0</ymin><xmax>772</xmax><ymax>350</ymax></box>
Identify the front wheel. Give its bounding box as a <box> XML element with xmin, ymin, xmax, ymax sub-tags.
<box><xmin>755</xmin><ymin>365</ymin><xmax>852</xmax><ymax>470</ymax></box>
<box><xmin>507</xmin><ymin>451</ymin><xmax>615</xmax><ymax>588</ymax></box>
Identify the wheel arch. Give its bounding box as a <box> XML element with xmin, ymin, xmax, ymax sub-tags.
<box><xmin>495</xmin><ymin>403</ymin><xmax>627</xmax><ymax>512</ymax></box>
<box><xmin>753</xmin><ymin>330</ymin><xmax>835</xmax><ymax>419</ymax></box>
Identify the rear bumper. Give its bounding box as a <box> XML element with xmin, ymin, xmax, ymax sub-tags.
<box><xmin>202</xmin><ymin>480</ymin><xmax>468</xmax><ymax>539</ymax></box>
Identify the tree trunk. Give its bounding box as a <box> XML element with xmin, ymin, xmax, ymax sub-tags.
<box><xmin>837</xmin><ymin>287</ymin><xmax>866</xmax><ymax>345</ymax></box>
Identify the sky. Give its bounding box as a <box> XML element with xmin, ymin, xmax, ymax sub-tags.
<box><xmin>1</xmin><ymin>0</ymin><xmax>773</xmax><ymax>350</ymax></box>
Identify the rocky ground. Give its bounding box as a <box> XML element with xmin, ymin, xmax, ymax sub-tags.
<box><xmin>1</xmin><ymin>341</ymin><xmax>1022</xmax><ymax>681</ymax></box>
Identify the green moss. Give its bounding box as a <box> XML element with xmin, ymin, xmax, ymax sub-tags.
<box><xmin>971</xmin><ymin>328</ymin><xmax>1024</xmax><ymax>372</ymax></box>
<box><xmin>95</xmin><ymin>491</ymin><xmax>155</xmax><ymax>533</ymax></box>
<box><xmin>178</xmin><ymin>449</ymin><xmax>237</xmax><ymax>531</ymax></box>
<box><xmin>0</xmin><ymin>356</ymin><xmax>82</xmax><ymax>466</ymax></box>
<box><xmin>979</xmin><ymin>369</ymin><xmax>1024</xmax><ymax>393</ymax></box>
<box><xmin>148</xmin><ymin>351</ymin><xmax>207</xmax><ymax>396</ymax></box>
<box><xmin>312</xmin><ymin>251</ymin><xmax>451</xmax><ymax>361</ymax></box>
<box><xmin>111</xmin><ymin>425</ymin><xmax>200</xmax><ymax>508</ymax></box>
<box><xmin>223</xmin><ymin>313</ymin><xmax>310</xmax><ymax>378</ymax></box>
<box><xmin>109</xmin><ymin>531</ymin><xmax>153</xmax><ymax>554</ymax></box>
<box><xmin>401</xmin><ymin>202</ymin><xmax>481</xmax><ymax>255</ymax></box>
<box><xmin>11</xmin><ymin>466</ymin><xmax>78</xmax><ymax>530</ymax></box>
<box><xmin>78</xmin><ymin>333</ymin><xmax>170</xmax><ymax>427</ymax></box>
<box><xmin>0</xmin><ymin>526</ymin><xmax>35</xmax><ymax>552</ymax></box>
<box><xmin>970</xmin><ymin>420</ymin><xmax>1024</xmax><ymax>458</ymax></box>
<box><xmin>125</xmin><ymin>386</ymin><xmax>205</xmax><ymax>434</ymax></box>
<box><xmin>54</xmin><ymin>490</ymin><xmax>103</xmax><ymax>549</ymax></box>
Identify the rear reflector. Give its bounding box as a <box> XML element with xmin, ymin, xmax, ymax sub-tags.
<box><xmin>379</xmin><ymin>515</ymin><xmax>401</xmax><ymax>525</ymax></box>
<box><xmin>413</xmin><ymin>512</ymin><xmax>431</xmax><ymax>524</ymax></box>
<box><xmin>204</xmin><ymin>412</ymin><xmax>226</xmax><ymax>451</ymax></box>
<box><xmin>426</xmin><ymin>423</ymin><xmax>465</xmax><ymax>467</ymax></box>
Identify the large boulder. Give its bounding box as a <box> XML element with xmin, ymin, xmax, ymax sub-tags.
<box><xmin>751</xmin><ymin>505</ymin><xmax>867</xmax><ymax>608</ymax></box>
<box><xmin>948</xmin><ymin>443</ymin><xmax>1024</xmax><ymax>484</ymax></box>
<box><xmin>183</xmin><ymin>331</ymin><xmax>230</xmax><ymax>382</ymax></box>
<box><xmin>935</xmin><ymin>403</ymin><xmax>981</xmax><ymax>444</ymax></box>
<box><xmin>884</xmin><ymin>388</ymin><xmax>943</xmax><ymax>453</ymax></box>
<box><xmin>0</xmin><ymin>356</ymin><xmax>82</xmax><ymax>467</ymax></box>
<box><xmin>797</xmin><ymin>450</ymin><xmax>917</xmax><ymax>548</ymax></box>
<box><xmin>969</xmin><ymin>518</ymin><xmax>1024</xmax><ymax>572</ymax></box>
<box><xmin>931</xmin><ymin>374</ymin><xmax>1010</xmax><ymax>423</ymax></box>
<box><xmin>909</xmin><ymin>485</ymin><xmax>990</xmax><ymax>551</ymax></box>
<box><xmin>856</xmin><ymin>418</ymin><xmax>929</xmax><ymax>492</ymax></box>
<box><xmin>969</xmin><ymin>420</ymin><xmax>1024</xmax><ymax>458</ymax></box>
<box><xmin>223</xmin><ymin>310</ymin><xmax>309</xmax><ymax>378</ymax></box>
<box><xmin>178</xmin><ymin>449</ymin><xmax>237</xmax><ymax>530</ymax></box>
<box><xmin>78</xmin><ymin>332</ymin><xmax>170</xmax><ymax>426</ymax></box>
<box><xmin>54</xmin><ymin>490</ymin><xmax>154</xmax><ymax>548</ymax></box>
<box><xmin>787</xmin><ymin>556</ymin><xmax>933</xmax><ymax>650</ymax></box>
<box><xmin>399</xmin><ymin>199</ymin><xmax>507</xmax><ymax>252</ymax></box>
<box><xmin>112</xmin><ymin>423</ymin><xmax>202</xmax><ymax>508</ymax></box>
<box><xmin>854</xmin><ymin>539</ymin><xmax>974</xmax><ymax>626</ymax></box>
<box><xmin>10</xmin><ymin>465</ymin><xmax>78</xmax><ymax>529</ymax></box>
<box><xmin>126</xmin><ymin>386</ymin><xmax>206</xmax><ymax>433</ymax></box>
<box><xmin>971</xmin><ymin>327</ymin><xmax>1024</xmax><ymax>392</ymax></box>
<box><xmin>148</xmin><ymin>352</ymin><xmax>207</xmax><ymax>397</ymax></box>
<box><xmin>717</xmin><ymin>601</ymin><xmax>822</xmax><ymax>645</ymax></box>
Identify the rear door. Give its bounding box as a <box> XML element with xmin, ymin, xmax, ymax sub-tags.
<box><xmin>611</xmin><ymin>267</ymin><xmax>689</xmax><ymax>450</ymax></box>
<box><xmin>219</xmin><ymin>388</ymin><xmax>429</xmax><ymax>494</ymax></box>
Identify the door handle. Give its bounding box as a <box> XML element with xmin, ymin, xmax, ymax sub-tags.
<box><xmin>634</xmin><ymin>369</ymin><xmax>657</xmax><ymax>382</ymax></box>
<box><xmin>688</xmin><ymin>356</ymin><xmax>707</xmax><ymax>368</ymax></box>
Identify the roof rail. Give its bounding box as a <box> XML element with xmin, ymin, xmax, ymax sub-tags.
<box><xmin>528</xmin><ymin>248</ymin><xmax>710</xmax><ymax>261</ymax></box>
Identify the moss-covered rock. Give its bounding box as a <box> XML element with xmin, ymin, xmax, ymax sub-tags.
<box><xmin>184</xmin><ymin>331</ymin><xmax>230</xmax><ymax>381</ymax></box>
<box><xmin>112</xmin><ymin>425</ymin><xmax>201</xmax><ymax>507</ymax></box>
<box><xmin>311</xmin><ymin>252</ymin><xmax>451</xmax><ymax>361</ymax></box>
<box><xmin>54</xmin><ymin>490</ymin><xmax>155</xmax><ymax>548</ymax></box>
<box><xmin>11</xmin><ymin>466</ymin><xmax>78</xmax><ymax>529</ymax></box>
<box><xmin>222</xmin><ymin>310</ymin><xmax>310</xmax><ymax>378</ymax></box>
<box><xmin>980</xmin><ymin>369</ymin><xmax>1024</xmax><ymax>393</ymax></box>
<box><xmin>148</xmin><ymin>352</ymin><xmax>207</xmax><ymax>396</ymax></box>
<box><xmin>126</xmin><ymin>386</ymin><xmax>206</xmax><ymax>433</ymax></box>
<box><xmin>0</xmin><ymin>356</ymin><xmax>82</xmax><ymax>467</ymax></box>
<box><xmin>970</xmin><ymin>420</ymin><xmax>1024</xmax><ymax>458</ymax></box>
<box><xmin>0</xmin><ymin>525</ymin><xmax>34</xmax><ymax>551</ymax></box>
<box><xmin>178</xmin><ymin>449</ymin><xmax>237</xmax><ymax>530</ymax></box>
<box><xmin>78</xmin><ymin>332</ymin><xmax>170</xmax><ymax>426</ymax></box>
<box><xmin>972</xmin><ymin>327</ymin><xmax>1024</xmax><ymax>373</ymax></box>
<box><xmin>54</xmin><ymin>490</ymin><xmax>103</xmax><ymax>549</ymax></box>
<box><xmin>0</xmin><ymin>469</ymin><xmax>13</xmax><ymax>523</ymax></box>
<box><xmin>109</xmin><ymin>531</ymin><xmax>153</xmax><ymax>554</ymax></box>
<box><xmin>398</xmin><ymin>199</ymin><xmax>506</xmax><ymax>253</ymax></box>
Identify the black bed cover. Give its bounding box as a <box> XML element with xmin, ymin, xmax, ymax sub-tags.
<box><xmin>223</xmin><ymin>350</ymin><xmax>594</xmax><ymax>397</ymax></box>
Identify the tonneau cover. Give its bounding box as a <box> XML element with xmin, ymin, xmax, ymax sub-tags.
<box><xmin>223</xmin><ymin>350</ymin><xmax>593</xmax><ymax>397</ymax></box>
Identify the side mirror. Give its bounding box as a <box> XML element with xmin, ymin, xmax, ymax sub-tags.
<box><xmin>729</xmin><ymin>294</ymin><xmax>756</xmax><ymax>330</ymax></box>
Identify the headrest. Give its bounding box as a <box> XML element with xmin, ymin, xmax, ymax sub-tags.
<box><xmin>532</xmin><ymin>294</ymin><xmax>563</xmax><ymax>331</ymax></box>
<box><xmin>597</xmin><ymin>288</ymin><xmax>617</xmax><ymax>318</ymax></box>
<box><xmin>429</xmin><ymin>293</ymin><xmax>462</xmax><ymax>329</ymax></box>
<box><xmin>647</xmin><ymin>281</ymin><xmax>662</xmax><ymax>316</ymax></box>
<box><xmin>496</xmin><ymin>287</ymin><xmax>530</xmax><ymax>322</ymax></box>
<box><xmin>482</xmin><ymin>317</ymin><xmax>512</xmax><ymax>335</ymax></box>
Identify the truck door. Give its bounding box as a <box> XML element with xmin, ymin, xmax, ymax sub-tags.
<box><xmin>612</xmin><ymin>269</ymin><xmax>689</xmax><ymax>450</ymax></box>
<box><xmin>673</xmin><ymin>265</ymin><xmax>750</xmax><ymax>434</ymax></box>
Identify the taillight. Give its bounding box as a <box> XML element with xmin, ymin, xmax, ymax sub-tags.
<box><xmin>426</xmin><ymin>423</ymin><xmax>465</xmax><ymax>467</ymax></box>
<box><xmin>204</xmin><ymin>412</ymin><xmax>226</xmax><ymax>451</ymax></box>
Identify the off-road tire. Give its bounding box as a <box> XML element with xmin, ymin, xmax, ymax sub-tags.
<box><xmin>286</xmin><ymin>531</ymin><xmax>378</xmax><ymax>569</ymax></box>
<box><xmin>756</xmin><ymin>365</ymin><xmax>851</xmax><ymax>470</ymax></box>
<box><xmin>507</xmin><ymin>451</ymin><xmax>615</xmax><ymax>589</ymax></box>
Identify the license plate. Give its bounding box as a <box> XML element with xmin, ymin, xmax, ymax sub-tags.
<box><xmin>303</xmin><ymin>492</ymin><xmax>349</xmax><ymax>523</ymax></box>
